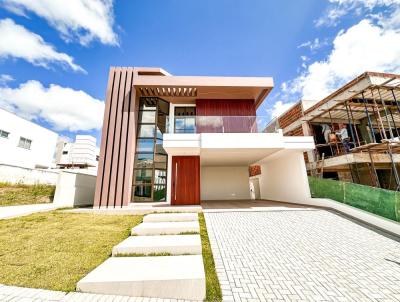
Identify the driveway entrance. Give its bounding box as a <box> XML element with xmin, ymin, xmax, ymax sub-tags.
<box><xmin>203</xmin><ymin>202</ymin><xmax>400</xmax><ymax>301</ymax></box>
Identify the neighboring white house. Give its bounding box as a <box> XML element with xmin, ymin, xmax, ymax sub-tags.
<box><xmin>55</xmin><ymin>135</ymin><xmax>99</xmax><ymax>169</ymax></box>
<box><xmin>0</xmin><ymin>108</ymin><xmax>58</xmax><ymax>169</ymax></box>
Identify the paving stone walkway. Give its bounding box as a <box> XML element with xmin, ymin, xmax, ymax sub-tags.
<box><xmin>204</xmin><ymin>209</ymin><xmax>400</xmax><ymax>302</ymax></box>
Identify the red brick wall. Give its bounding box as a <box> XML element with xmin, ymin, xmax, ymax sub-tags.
<box><xmin>278</xmin><ymin>102</ymin><xmax>303</xmax><ymax>129</ymax></box>
<box><xmin>286</xmin><ymin>126</ymin><xmax>304</xmax><ymax>136</ymax></box>
<box><xmin>249</xmin><ymin>165</ymin><xmax>261</xmax><ymax>176</ymax></box>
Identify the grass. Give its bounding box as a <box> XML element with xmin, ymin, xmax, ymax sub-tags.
<box><xmin>0</xmin><ymin>182</ymin><xmax>55</xmax><ymax>207</ymax></box>
<box><xmin>116</xmin><ymin>252</ymin><xmax>173</xmax><ymax>257</ymax></box>
<box><xmin>179</xmin><ymin>231</ymin><xmax>200</xmax><ymax>235</ymax></box>
<box><xmin>0</xmin><ymin>211</ymin><xmax>142</xmax><ymax>291</ymax></box>
<box><xmin>199</xmin><ymin>213</ymin><xmax>222</xmax><ymax>302</ymax></box>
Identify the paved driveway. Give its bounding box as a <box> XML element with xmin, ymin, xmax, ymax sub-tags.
<box><xmin>204</xmin><ymin>207</ymin><xmax>400</xmax><ymax>302</ymax></box>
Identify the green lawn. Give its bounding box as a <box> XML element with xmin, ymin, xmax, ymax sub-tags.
<box><xmin>199</xmin><ymin>213</ymin><xmax>222</xmax><ymax>302</ymax></box>
<box><xmin>0</xmin><ymin>211</ymin><xmax>142</xmax><ymax>291</ymax></box>
<box><xmin>0</xmin><ymin>210</ymin><xmax>221</xmax><ymax>301</ymax></box>
<box><xmin>0</xmin><ymin>182</ymin><xmax>55</xmax><ymax>206</ymax></box>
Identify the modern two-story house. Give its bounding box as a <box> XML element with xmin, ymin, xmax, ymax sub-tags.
<box><xmin>94</xmin><ymin>67</ymin><xmax>315</xmax><ymax>208</ymax></box>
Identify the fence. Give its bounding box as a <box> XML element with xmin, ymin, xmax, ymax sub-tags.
<box><xmin>0</xmin><ymin>164</ymin><xmax>59</xmax><ymax>185</ymax></box>
<box><xmin>308</xmin><ymin>177</ymin><xmax>400</xmax><ymax>222</ymax></box>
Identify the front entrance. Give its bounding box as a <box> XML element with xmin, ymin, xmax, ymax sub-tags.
<box><xmin>171</xmin><ymin>156</ymin><xmax>200</xmax><ymax>205</ymax></box>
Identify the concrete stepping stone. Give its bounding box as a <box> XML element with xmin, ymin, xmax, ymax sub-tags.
<box><xmin>131</xmin><ymin>221</ymin><xmax>200</xmax><ymax>236</ymax></box>
<box><xmin>112</xmin><ymin>235</ymin><xmax>202</xmax><ymax>256</ymax></box>
<box><xmin>143</xmin><ymin>212</ymin><xmax>198</xmax><ymax>223</ymax></box>
<box><xmin>76</xmin><ymin>255</ymin><xmax>205</xmax><ymax>300</ymax></box>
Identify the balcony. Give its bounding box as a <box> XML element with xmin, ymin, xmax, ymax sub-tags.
<box><xmin>166</xmin><ymin>116</ymin><xmax>274</xmax><ymax>134</ymax></box>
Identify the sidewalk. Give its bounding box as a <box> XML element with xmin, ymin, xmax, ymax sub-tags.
<box><xmin>0</xmin><ymin>203</ymin><xmax>59</xmax><ymax>219</ymax></box>
<box><xmin>0</xmin><ymin>284</ymin><xmax>196</xmax><ymax>301</ymax></box>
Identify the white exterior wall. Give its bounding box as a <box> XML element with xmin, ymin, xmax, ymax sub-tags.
<box><xmin>0</xmin><ymin>109</ymin><xmax>58</xmax><ymax>169</ymax></box>
<box><xmin>259</xmin><ymin>150</ymin><xmax>311</xmax><ymax>204</ymax></box>
<box><xmin>57</xmin><ymin>135</ymin><xmax>98</xmax><ymax>168</ymax></box>
<box><xmin>53</xmin><ymin>171</ymin><xmax>96</xmax><ymax>207</ymax></box>
<box><xmin>201</xmin><ymin>166</ymin><xmax>250</xmax><ymax>200</ymax></box>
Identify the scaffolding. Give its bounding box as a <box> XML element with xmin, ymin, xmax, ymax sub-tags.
<box><xmin>305</xmin><ymin>74</ymin><xmax>400</xmax><ymax>191</ymax></box>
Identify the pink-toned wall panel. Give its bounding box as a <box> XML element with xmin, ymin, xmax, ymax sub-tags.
<box><xmin>94</xmin><ymin>67</ymin><xmax>137</xmax><ymax>207</ymax></box>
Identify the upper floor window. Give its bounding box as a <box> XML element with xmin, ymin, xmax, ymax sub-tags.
<box><xmin>18</xmin><ymin>137</ymin><xmax>32</xmax><ymax>149</ymax></box>
<box><xmin>62</xmin><ymin>151</ymin><xmax>68</xmax><ymax>155</ymax></box>
<box><xmin>174</xmin><ymin>107</ymin><xmax>196</xmax><ymax>133</ymax></box>
<box><xmin>0</xmin><ymin>129</ymin><xmax>9</xmax><ymax>139</ymax></box>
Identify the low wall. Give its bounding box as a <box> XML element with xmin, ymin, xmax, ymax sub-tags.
<box><xmin>201</xmin><ymin>166</ymin><xmax>250</xmax><ymax>200</ymax></box>
<box><xmin>309</xmin><ymin>177</ymin><xmax>400</xmax><ymax>222</ymax></box>
<box><xmin>53</xmin><ymin>171</ymin><xmax>96</xmax><ymax>207</ymax></box>
<box><xmin>0</xmin><ymin>164</ymin><xmax>59</xmax><ymax>185</ymax></box>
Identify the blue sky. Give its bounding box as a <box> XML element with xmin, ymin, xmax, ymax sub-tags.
<box><xmin>0</xmin><ymin>0</ymin><xmax>399</xmax><ymax>145</ymax></box>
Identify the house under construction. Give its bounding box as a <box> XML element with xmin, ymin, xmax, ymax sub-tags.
<box><xmin>269</xmin><ymin>72</ymin><xmax>400</xmax><ymax>191</ymax></box>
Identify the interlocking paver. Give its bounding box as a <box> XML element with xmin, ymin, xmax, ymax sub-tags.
<box><xmin>204</xmin><ymin>209</ymin><xmax>400</xmax><ymax>302</ymax></box>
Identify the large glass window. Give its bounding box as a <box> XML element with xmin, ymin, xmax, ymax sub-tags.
<box><xmin>133</xmin><ymin>97</ymin><xmax>169</xmax><ymax>202</ymax></box>
<box><xmin>174</xmin><ymin>107</ymin><xmax>196</xmax><ymax>133</ymax></box>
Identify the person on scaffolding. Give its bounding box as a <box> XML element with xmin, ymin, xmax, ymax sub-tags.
<box><xmin>336</xmin><ymin>123</ymin><xmax>350</xmax><ymax>153</ymax></box>
<box><xmin>321</xmin><ymin>124</ymin><xmax>331</xmax><ymax>144</ymax></box>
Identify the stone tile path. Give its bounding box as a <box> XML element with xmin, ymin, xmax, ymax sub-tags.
<box><xmin>204</xmin><ymin>209</ymin><xmax>400</xmax><ymax>302</ymax></box>
<box><xmin>0</xmin><ymin>283</ymin><xmax>198</xmax><ymax>301</ymax></box>
<box><xmin>0</xmin><ymin>203</ymin><xmax>59</xmax><ymax>219</ymax></box>
<box><xmin>77</xmin><ymin>213</ymin><xmax>205</xmax><ymax>300</ymax></box>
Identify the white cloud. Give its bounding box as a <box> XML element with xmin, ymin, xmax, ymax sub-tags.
<box><xmin>288</xmin><ymin>17</ymin><xmax>400</xmax><ymax>100</ymax></box>
<box><xmin>298</xmin><ymin>38</ymin><xmax>328</xmax><ymax>51</ymax></box>
<box><xmin>0</xmin><ymin>74</ymin><xmax>14</xmax><ymax>86</ymax></box>
<box><xmin>316</xmin><ymin>0</ymin><xmax>400</xmax><ymax>27</ymax></box>
<box><xmin>2</xmin><ymin>0</ymin><xmax>118</xmax><ymax>46</ymax></box>
<box><xmin>0</xmin><ymin>80</ymin><xmax>104</xmax><ymax>132</ymax></box>
<box><xmin>0</xmin><ymin>18</ymin><xmax>84</xmax><ymax>72</ymax></box>
<box><xmin>269</xmin><ymin>101</ymin><xmax>296</xmax><ymax>119</ymax></box>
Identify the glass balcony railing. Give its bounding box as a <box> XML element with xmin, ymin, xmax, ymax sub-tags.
<box><xmin>166</xmin><ymin>116</ymin><xmax>275</xmax><ymax>134</ymax></box>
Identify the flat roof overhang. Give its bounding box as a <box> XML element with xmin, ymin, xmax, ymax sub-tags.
<box><xmin>133</xmin><ymin>74</ymin><xmax>274</xmax><ymax>109</ymax></box>
<box><xmin>163</xmin><ymin>133</ymin><xmax>314</xmax><ymax>166</ymax></box>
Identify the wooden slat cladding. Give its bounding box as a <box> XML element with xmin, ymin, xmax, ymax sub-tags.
<box><xmin>196</xmin><ymin>99</ymin><xmax>257</xmax><ymax>133</ymax></box>
<box><xmin>94</xmin><ymin>67</ymin><xmax>137</xmax><ymax>208</ymax></box>
<box><xmin>278</xmin><ymin>102</ymin><xmax>303</xmax><ymax>129</ymax></box>
<box><xmin>196</xmin><ymin>99</ymin><xmax>256</xmax><ymax>116</ymax></box>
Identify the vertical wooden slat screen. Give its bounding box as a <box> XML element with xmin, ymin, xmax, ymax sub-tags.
<box><xmin>196</xmin><ymin>99</ymin><xmax>256</xmax><ymax>133</ymax></box>
<box><xmin>196</xmin><ymin>99</ymin><xmax>256</xmax><ymax>116</ymax></box>
<box><xmin>94</xmin><ymin>67</ymin><xmax>137</xmax><ymax>207</ymax></box>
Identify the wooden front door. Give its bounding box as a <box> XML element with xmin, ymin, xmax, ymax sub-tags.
<box><xmin>171</xmin><ymin>156</ymin><xmax>200</xmax><ymax>205</ymax></box>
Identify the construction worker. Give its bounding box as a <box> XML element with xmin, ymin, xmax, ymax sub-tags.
<box><xmin>321</xmin><ymin>124</ymin><xmax>331</xmax><ymax>144</ymax></box>
<box><xmin>336</xmin><ymin>123</ymin><xmax>350</xmax><ymax>153</ymax></box>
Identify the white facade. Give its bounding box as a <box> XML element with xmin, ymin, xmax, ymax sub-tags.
<box><xmin>56</xmin><ymin>135</ymin><xmax>99</xmax><ymax>168</ymax></box>
<box><xmin>0</xmin><ymin>108</ymin><xmax>58</xmax><ymax>169</ymax></box>
<box><xmin>163</xmin><ymin>131</ymin><xmax>315</xmax><ymax>203</ymax></box>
